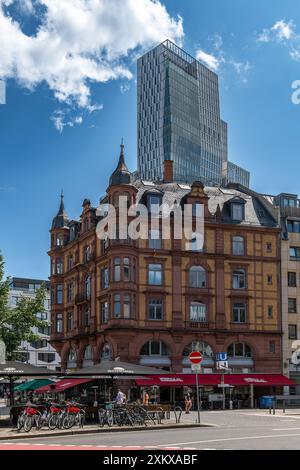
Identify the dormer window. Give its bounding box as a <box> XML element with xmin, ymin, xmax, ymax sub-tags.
<box><xmin>70</xmin><ymin>226</ymin><xmax>76</xmax><ymax>241</ymax></box>
<box><xmin>232</xmin><ymin>203</ymin><xmax>243</xmax><ymax>221</ymax></box>
<box><xmin>147</xmin><ymin>193</ymin><xmax>162</xmax><ymax>215</ymax></box>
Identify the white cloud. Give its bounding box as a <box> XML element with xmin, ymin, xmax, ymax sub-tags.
<box><xmin>51</xmin><ymin>111</ymin><xmax>83</xmax><ymax>133</ymax></box>
<box><xmin>120</xmin><ymin>83</ymin><xmax>131</xmax><ymax>94</ymax></box>
<box><xmin>86</xmin><ymin>103</ymin><xmax>103</xmax><ymax>113</ymax></box>
<box><xmin>257</xmin><ymin>20</ymin><xmax>296</xmax><ymax>43</ymax></box>
<box><xmin>195</xmin><ymin>49</ymin><xmax>220</xmax><ymax>71</ymax></box>
<box><xmin>195</xmin><ymin>35</ymin><xmax>251</xmax><ymax>83</ymax></box>
<box><xmin>17</xmin><ymin>0</ymin><xmax>34</xmax><ymax>14</ymax></box>
<box><xmin>290</xmin><ymin>48</ymin><xmax>300</xmax><ymax>61</ymax></box>
<box><xmin>0</xmin><ymin>0</ymin><xmax>183</xmax><ymax>111</ymax></box>
<box><xmin>257</xmin><ymin>19</ymin><xmax>300</xmax><ymax>64</ymax></box>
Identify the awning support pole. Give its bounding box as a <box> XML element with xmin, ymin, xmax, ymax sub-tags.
<box><xmin>9</xmin><ymin>376</ymin><xmax>14</xmax><ymax>407</ymax></box>
<box><xmin>250</xmin><ymin>384</ymin><xmax>254</xmax><ymax>409</ymax></box>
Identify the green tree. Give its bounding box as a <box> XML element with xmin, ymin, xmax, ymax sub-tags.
<box><xmin>0</xmin><ymin>253</ymin><xmax>48</xmax><ymax>360</ymax></box>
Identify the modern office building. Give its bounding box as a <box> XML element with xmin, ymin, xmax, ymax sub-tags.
<box><xmin>222</xmin><ymin>161</ymin><xmax>250</xmax><ymax>188</ymax></box>
<box><xmin>8</xmin><ymin>278</ymin><xmax>61</xmax><ymax>370</ymax></box>
<box><xmin>137</xmin><ymin>39</ymin><xmax>250</xmax><ymax>187</ymax></box>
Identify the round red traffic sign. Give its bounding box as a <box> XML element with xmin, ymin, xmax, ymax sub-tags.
<box><xmin>189</xmin><ymin>351</ymin><xmax>203</xmax><ymax>364</ymax></box>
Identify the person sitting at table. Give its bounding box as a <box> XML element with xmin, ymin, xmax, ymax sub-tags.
<box><xmin>115</xmin><ymin>389</ymin><xmax>126</xmax><ymax>405</ymax></box>
<box><xmin>142</xmin><ymin>390</ymin><xmax>149</xmax><ymax>406</ymax></box>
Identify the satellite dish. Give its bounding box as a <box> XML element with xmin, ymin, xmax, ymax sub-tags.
<box><xmin>291</xmin><ymin>351</ymin><xmax>300</xmax><ymax>365</ymax></box>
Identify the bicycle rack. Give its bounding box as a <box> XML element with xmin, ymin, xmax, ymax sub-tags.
<box><xmin>174</xmin><ymin>406</ymin><xmax>182</xmax><ymax>424</ymax></box>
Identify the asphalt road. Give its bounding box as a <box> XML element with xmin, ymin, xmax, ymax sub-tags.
<box><xmin>3</xmin><ymin>409</ymin><xmax>300</xmax><ymax>450</ymax></box>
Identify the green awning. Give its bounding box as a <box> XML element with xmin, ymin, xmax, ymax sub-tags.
<box><xmin>14</xmin><ymin>379</ymin><xmax>54</xmax><ymax>392</ymax></box>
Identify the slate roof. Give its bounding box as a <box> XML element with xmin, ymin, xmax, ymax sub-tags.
<box><xmin>132</xmin><ymin>180</ymin><xmax>279</xmax><ymax>228</ymax></box>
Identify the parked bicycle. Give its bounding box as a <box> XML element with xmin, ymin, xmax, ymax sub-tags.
<box><xmin>17</xmin><ymin>404</ymin><xmax>42</xmax><ymax>433</ymax></box>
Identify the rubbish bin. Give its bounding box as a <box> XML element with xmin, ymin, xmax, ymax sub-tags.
<box><xmin>259</xmin><ymin>396</ymin><xmax>275</xmax><ymax>409</ymax></box>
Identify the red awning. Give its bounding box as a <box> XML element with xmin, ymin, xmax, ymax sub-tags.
<box><xmin>36</xmin><ymin>378</ymin><xmax>95</xmax><ymax>393</ymax></box>
<box><xmin>135</xmin><ymin>374</ymin><xmax>295</xmax><ymax>387</ymax></box>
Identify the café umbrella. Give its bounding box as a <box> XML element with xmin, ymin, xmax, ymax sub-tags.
<box><xmin>0</xmin><ymin>361</ymin><xmax>61</xmax><ymax>406</ymax></box>
<box><xmin>64</xmin><ymin>360</ymin><xmax>170</xmax><ymax>402</ymax></box>
<box><xmin>67</xmin><ymin>359</ymin><xmax>170</xmax><ymax>377</ymax></box>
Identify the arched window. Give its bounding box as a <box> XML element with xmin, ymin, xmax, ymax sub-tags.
<box><xmin>84</xmin><ymin>345</ymin><xmax>93</xmax><ymax>361</ymax></box>
<box><xmin>190</xmin><ymin>302</ymin><xmax>207</xmax><ymax>322</ymax></box>
<box><xmin>67</xmin><ymin>347</ymin><xmax>77</xmax><ymax>368</ymax></box>
<box><xmin>68</xmin><ymin>348</ymin><xmax>77</xmax><ymax>361</ymax></box>
<box><xmin>227</xmin><ymin>342</ymin><xmax>252</xmax><ymax>358</ymax></box>
<box><xmin>232</xmin><ymin>236</ymin><xmax>245</xmax><ymax>255</ymax></box>
<box><xmin>183</xmin><ymin>341</ymin><xmax>214</xmax><ymax>358</ymax></box>
<box><xmin>85</xmin><ymin>275</ymin><xmax>91</xmax><ymax>298</ymax></box>
<box><xmin>140</xmin><ymin>341</ymin><xmax>170</xmax><ymax>357</ymax></box>
<box><xmin>189</xmin><ymin>266</ymin><xmax>206</xmax><ymax>288</ymax></box>
<box><xmin>101</xmin><ymin>342</ymin><xmax>112</xmax><ymax>360</ymax></box>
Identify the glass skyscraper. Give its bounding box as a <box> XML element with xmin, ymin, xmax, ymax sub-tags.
<box><xmin>137</xmin><ymin>40</ymin><xmax>250</xmax><ymax>187</ymax></box>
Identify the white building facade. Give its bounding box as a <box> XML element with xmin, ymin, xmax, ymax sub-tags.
<box><xmin>8</xmin><ymin>278</ymin><xmax>61</xmax><ymax>371</ymax></box>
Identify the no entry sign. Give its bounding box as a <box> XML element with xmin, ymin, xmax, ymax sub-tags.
<box><xmin>189</xmin><ymin>351</ymin><xmax>203</xmax><ymax>364</ymax></box>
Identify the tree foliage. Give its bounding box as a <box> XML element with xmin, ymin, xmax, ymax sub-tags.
<box><xmin>0</xmin><ymin>253</ymin><xmax>48</xmax><ymax>359</ymax></box>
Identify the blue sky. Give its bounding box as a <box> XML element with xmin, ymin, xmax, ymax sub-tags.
<box><xmin>1</xmin><ymin>0</ymin><xmax>300</xmax><ymax>279</ymax></box>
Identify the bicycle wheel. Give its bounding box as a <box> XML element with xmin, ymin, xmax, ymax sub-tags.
<box><xmin>113</xmin><ymin>410</ymin><xmax>122</xmax><ymax>426</ymax></box>
<box><xmin>24</xmin><ymin>416</ymin><xmax>33</xmax><ymax>433</ymax></box>
<box><xmin>125</xmin><ymin>410</ymin><xmax>134</xmax><ymax>426</ymax></box>
<box><xmin>48</xmin><ymin>414</ymin><xmax>58</xmax><ymax>430</ymax></box>
<box><xmin>75</xmin><ymin>412</ymin><xmax>85</xmax><ymax>428</ymax></box>
<box><xmin>107</xmin><ymin>410</ymin><xmax>113</xmax><ymax>427</ymax></box>
<box><xmin>16</xmin><ymin>414</ymin><xmax>25</xmax><ymax>431</ymax></box>
<box><xmin>35</xmin><ymin>415</ymin><xmax>43</xmax><ymax>430</ymax></box>
<box><xmin>62</xmin><ymin>414</ymin><xmax>75</xmax><ymax>429</ymax></box>
<box><xmin>98</xmin><ymin>410</ymin><xmax>105</xmax><ymax>427</ymax></box>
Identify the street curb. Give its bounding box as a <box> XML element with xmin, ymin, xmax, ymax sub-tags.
<box><xmin>0</xmin><ymin>423</ymin><xmax>213</xmax><ymax>440</ymax></box>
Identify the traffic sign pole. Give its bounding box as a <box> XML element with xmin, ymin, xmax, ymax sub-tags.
<box><xmin>195</xmin><ymin>368</ymin><xmax>201</xmax><ymax>425</ymax></box>
<box><xmin>189</xmin><ymin>351</ymin><xmax>203</xmax><ymax>425</ymax></box>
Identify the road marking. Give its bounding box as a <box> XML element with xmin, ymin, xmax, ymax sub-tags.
<box><xmin>160</xmin><ymin>432</ymin><xmax>300</xmax><ymax>446</ymax></box>
<box><xmin>279</xmin><ymin>420</ymin><xmax>297</xmax><ymax>422</ymax></box>
<box><xmin>272</xmin><ymin>428</ymin><xmax>300</xmax><ymax>431</ymax></box>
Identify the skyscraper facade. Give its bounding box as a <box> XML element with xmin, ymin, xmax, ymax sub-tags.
<box><xmin>137</xmin><ymin>40</ymin><xmax>250</xmax><ymax>187</ymax></box>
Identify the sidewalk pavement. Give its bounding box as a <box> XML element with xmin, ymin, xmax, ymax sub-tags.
<box><xmin>0</xmin><ymin>411</ymin><xmax>210</xmax><ymax>440</ymax></box>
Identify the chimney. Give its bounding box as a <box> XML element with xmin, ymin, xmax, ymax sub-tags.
<box><xmin>163</xmin><ymin>160</ymin><xmax>173</xmax><ymax>183</ymax></box>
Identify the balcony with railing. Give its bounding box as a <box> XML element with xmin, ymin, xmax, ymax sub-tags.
<box><xmin>109</xmin><ymin>238</ymin><xmax>137</xmax><ymax>248</ymax></box>
<box><xmin>284</xmin><ymin>206</ymin><xmax>300</xmax><ymax>218</ymax></box>
<box><xmin>185</xmin><ymin>320</ymin><xmax>210</xmax><ymax>329</ymax></box>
